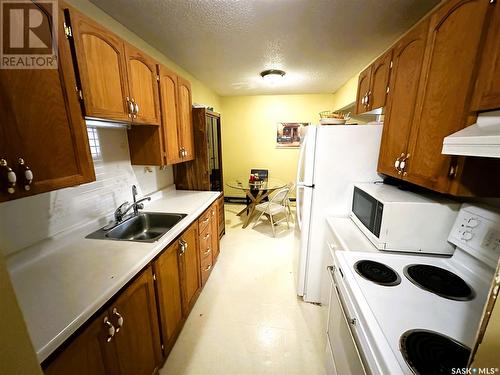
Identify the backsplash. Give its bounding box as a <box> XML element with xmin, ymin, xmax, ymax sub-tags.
<box><xmin>0</xmin><ymin>127</ymin><xmax>173</xmax><ymax>257</ymax></box>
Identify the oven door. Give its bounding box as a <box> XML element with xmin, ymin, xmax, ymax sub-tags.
<box><xmin>326</xmin><ymin>266</ymin><xmax>367</xmax><ymax>375</ymax></box>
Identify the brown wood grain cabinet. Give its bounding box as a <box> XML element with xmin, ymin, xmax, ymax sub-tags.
<box><xmin>45</xmin><ymin>267</ymin><xmax>161</xmax><ymax>375</ymax></box>
<box><xmin>378</xmin><ymin>18</ymin><xmax>429</xmax><ymax>179</ymax></box>
<box><xmin>153</xmin><ymin>241</ymin><xmax>184</xmax><ymax>355</ymax></box>
<box><xmin>211</xmin><ymin>202</ymin><xmax>220</xmax><ymax>262</ymax></box>
<box><xmin>472</xmin><ymin>1</ymin><xmax>500</xmax><ymax>112</ymax></box>
<box><xmin>404</xmin><ymin>0</ymin><xmax>491</xmax><ymax>194</ymax></box>
<box><xmin>355</xmin><ymin>65</ymin><xmax>372</xmax><ymax>114</ymax></box>
<box><xmin>198</xmin><ymin>200</ymin><xmax>221</xmax><ymax>286</ymax></box>
<box><xmin>355</xmin><ymin>51</ymin><xmax>392</xmax><ymax>114</ymax></box>
<box><xmin>177</xmin><ymin>76</ymin><xmax>195</xmax><ymax>161</ymax></box>
<box><xmin>124</xmin><ymin>44</ymin><xmax>161</xmax><ymax>126</ymax></box>
<box><xmin>0</xmin><ymin>5</ymin><xmax>94</xmax><ymax>202</ymax></box>
<box><xmin>66</xmin><ymin>8</ymin><xmax>131</xmax><ymax>122</ymax></box>
<box><xmin>128</xmin><ymin>64</ymin><xmax>196</xmax><ymax>166</ymax></box>
<box><xmin>217</xmin><ymin>195</ymin><xmax>225</xmax><ymax>239</ymax></box>
<box><xmin>179</xmin><ymin>222</ymin><xmax>201</xmax><ymax>314</ymax></box>
<box><xmin>174</xmin><ymin>109</ymin><xmax>224</xmax><ymax>192</ymax></box>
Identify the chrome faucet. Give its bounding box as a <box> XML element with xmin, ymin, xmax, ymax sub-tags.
<box><xmin>114</xmin><ymin>185</ymin><xmax>151</xmax><ymax>223</ymax></box>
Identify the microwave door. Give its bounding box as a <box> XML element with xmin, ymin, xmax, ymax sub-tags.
<box><xmin>352</xmin><ymin>187</ymin><xmax>378</xmax><ymax>234</ymax></box>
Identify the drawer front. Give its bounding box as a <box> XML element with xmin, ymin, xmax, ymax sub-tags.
<box><xmin>201</xmin><ymin>256</ymin><xmax>213</xmax><ymax>285</ymax></box>
<box><xmin>198</xmin><ymin>209</ymin><xmax>211</xmax><ymax>233</ymax></box>
<box><xmin>199</xmin><ymin>226</ymin><xmax>211</xmax><ymax>254</ymax></box>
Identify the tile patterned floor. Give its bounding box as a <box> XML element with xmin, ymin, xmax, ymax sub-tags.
<box><xmin>160</xmin><ymin>203</ymin><xmax>327</xmax><ymax>375</ymax></box>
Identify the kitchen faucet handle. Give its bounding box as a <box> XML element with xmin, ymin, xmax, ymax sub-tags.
<box><xmin>114</xmin><ymin>201</ymin><xmax>130</xmax><ymax>222</ymax></box>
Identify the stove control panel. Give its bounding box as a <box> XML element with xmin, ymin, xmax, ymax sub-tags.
<box><xmin>449</xmin><ymin>204</ymin><xmax>500</xmax><ymax>267</ymax></box>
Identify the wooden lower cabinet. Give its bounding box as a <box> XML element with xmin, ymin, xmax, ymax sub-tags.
<box><xmin>179</xmin><ymin>222</ymin><xmax>201</xmax><ymax>314</ymax></box>
<box><xmin>211</xmin><ymin>202</ymin><xmax>220</xmax><ymax>262</ymax></box>
<box><xmin>45</xmin><ymin>311</ymin><xmax>119</xmax><ymax>375</ymax></box>
<box><xmin>217</xmin><ymin>195</ymin><xmax>225</xmax><ymax>239</ymax></box>
<box><xmin>44</xmin><ymin>267</ymin><xmax>161</xmax><ymax>375</ymax></box>
<box><xmin>153</xmin><ymin>241</ymin><xmax>184</xmax><ymax>354</ymax></box>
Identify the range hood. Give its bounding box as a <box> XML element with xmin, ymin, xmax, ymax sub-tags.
<box><xmin>442</xmin><ymin>110</ymin><xmax>500</xmax><ymax>158</ymax></box>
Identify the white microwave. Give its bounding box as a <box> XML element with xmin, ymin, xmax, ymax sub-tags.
<box><xmin>350</xmin><ymin>183</ymin><xmax>461</xmax><ymax>255</ymax></box>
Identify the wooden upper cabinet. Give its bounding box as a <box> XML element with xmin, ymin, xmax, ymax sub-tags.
<box><xmin>355</xmin><ymin>66</ymin><xmax>372</xmax><ymax>114</ymax></box>
<box><xmin>111</xmin><ymin>267</ymin><xmax>162</xmax><ymax>375</ymax></box>
<box><xmin>378</xmin><ymin>19</ymin><xmax>429</xmax><ymax>178</ymax></box>
<box><xmin>369</xmin><ymin>50</ymin><xmax>392</xmax><ymax>111</ymax></box>
<box><xmin>158</xmin><ymin>65</ymin><xmax>182</xmax><ymax>164</ymax></box>
<box><xmin>0</xmin><ymin>5</ymin><xmax>94</xmax><ymax>202</ymax></box>
<box><xmin>44</xmin><ymin>312</ymin><xmax>120</xmax><ymax>375</ymax></box>
<box><xmin>68</xmin><ymin>9</ymin><xmax>130</xmax><ymax>122</ymax></box>
<box><xmin>471</xmin><ymin>2</ymin><xmax>500</xmax><ymax>112</ymax></box>
<box><xmin>179</xmin><ymin>222</ymin><xmax>200</xmax><ymax>315</ymax></box>
<box><xmin>404</xmin><ymin>0</ymin><xmax>490</xmax><ymax>193</ymax></box>
<box><xmin>153</xmin><ymin>241</ymin><xmax>184</xmax><ymax>353</ymax></box>
<box><xmin>125</xmin><ymin>44</ymin><xmax>161</xmax><ymax>125</ymax></box>
<box><xmin>177</xmin><ymin>77</ymin><xmax>195</xmax><ymax>161</ymax></box>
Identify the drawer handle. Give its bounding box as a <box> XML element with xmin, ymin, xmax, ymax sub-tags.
<box><xmin>104</xmin><ymin>317</ymin><xmax>116</xmax><ymax>342</ymax></box>
<box><xmin>203</xmin><ymin>248</ymin><xmax>211</xmax><ymax>256</ymax></box>
<box><xmin>203</xmin><ymin>233</ymin><xmax>210</xmax><ymax>240</ymax></box>
<box><xmin>112</xmin><ymin>308</ymin><xmax>124</xmax><ymax>332</ymax></box>
<box><xmin>204</xmin><ymin>264</ymin><xmax>212</xmax><ymax>272</ymax></box>
<box><xmin>349</xmin><ymin>317</ymin><xmax>357</xmax><ymax>326</ymax></box>
<box><xmin>179</xmin><ymin>239</ymin><xmax>188</xmax><ymax>254</ymax></box>
<box><xmin>202</xmin><ymin>217</ymin><xmax>210</xmax><ymax>224</ymax></box>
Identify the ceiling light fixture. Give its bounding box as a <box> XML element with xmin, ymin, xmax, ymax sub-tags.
<box><xmin>260</xmin><ymin>69</ymin><xmax>286</xmax><ymax>85</ymax></box>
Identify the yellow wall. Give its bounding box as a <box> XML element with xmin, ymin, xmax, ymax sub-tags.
<box><xmin>220</xmin><ymin>94</ymin><xmax>334</xmax><ymax>197</ymax></box>
<box><xmin>332</xmin><ymin>75</ymin><xmax>359</xmax><ymax>110</ymax></box>
<box><xmin>66</xmin><ymin>0</ymin><xmax>221</xmax><ymax>111</ymax></box>
<box><xmin>0</xmin><ymin>255</ymin><xmax>42</xmax><ymax>374</ymax></box>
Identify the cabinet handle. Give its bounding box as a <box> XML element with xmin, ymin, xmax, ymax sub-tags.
<box><xmin>179</xmin><ymin>239</ymin><xmax>188</xmax><ymax>254</ymax></box>
<box><xmin>179</xmin><ymin>147</ymin><xmax>185</xmax><ymax>158</ymax></box>
<box><xmin>400</xmin><ymin>153</ymin><xmax>410</xmax><ymax>176</ymax></box>
<box><xmin>112</xmin><ymin>308</ymin><xmax>124</xmax><ymax>332</ymax></box>
<box><xmin>17</xmin><ymin>158</ymin><xmax>33</xmax><ymax>191</ymax></box>
<box><xmin>202</xmin><ymin>217</ymin><xmax>210</xmax><ymax>225</ymax></box>
<box><xmin>1</xmin><ymin>159</ymin><xmax>17</xmax><ymax>194</ymax></box>
<box><xmin>134</xmin><ymin>102</ymin><xmax>139</xmax><ymax>115</ymax></box>
<box><xmin>126</xmin><ymin>97</ymin><xmax>134</xmax><ymax>118</ymax></box>
<box><xmin>394</xmin><ymin>153</ymin><xmax>405</xmax><ymax>173</ymax></box>
<box><xmin>203</xmin><ymin>248</ymin><xmax>211</xmax><ymax>256</ymax></box>
<box><xmin>204</xmin><ymin>264</ymin><xmax>212</xmax><ymax>272</ymax></box>
<box><xmin>104</xmin><ymin>317</ymin><xmax>116</xmax><ymax>342</ymax></box>
<box><xmin>203</xmin><ymin>233</ymin><xmax>210</xmax><ymax>240</ymax></box>
<box><xmin>130</xmin><ymin>98</ymin><xmax>137</xmax><ymax>119</ymax></box>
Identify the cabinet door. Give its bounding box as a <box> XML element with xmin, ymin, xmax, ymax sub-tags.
<box><xmin>355</xmin><ymin>66</ymin><xmax>372</xmax><ymax>114</ymax></box>
<box><xmin>405</xmin><ymin>0</ymin><xmax>490</xmax><ymax>193</ymax></box>
<box><xmin>0</xmin><ymin>6</ymin><xmax>94</xmax><ymax>202</ymax></box>
<box><xmin>153</xmin><ymin>241</ymin><xmax>183</xmax><ymax>352</ymax></box>
<box><xmin>471</xmin><ymin>2</ymin><xmax>500</xmax><ymax>112</ymax></box>
<box><xmin>111</xmin><ymin>267</ymin><xmax>162</xmax><ymax>375</ymax></box>
<box><xmin>217</xmin><ymin>195</ymin><xmax>225</xmax><ymax>238</ymax></box>
<box><xmin>378</xmin><ymin>19</ymin><xmax>429</xmax><ymax>178</ymax></box>
<box><xmin>158</xmin><ymin>65</ymin><xmax>183</xmax><ymax>164</ymax></box>
<box><xmin>180</xmin><ymin>223</ymin><xmax>200</xmax><ymax>314</ymax></box>
<box><xmin>177</xmin><ymin>76</ymin><xmax>195</xmax><ymax>161</ymax></box>
<box><xmin>125</xmin><ymin>44</ymin><xmax>161</xmax><ymax>125</ymax></box>
<box><xmin>69</xmin><ymin>8</ymin><xmax>130</xmax><ymax>122</ymax></box>
<box><xmin>211</xmin><ymin>202</ymin><xmax>220</xmax><ymax>262</ymax></box>
<box><xmin>369</xmin><ymin>50</ymin><xmax>392</xmax><ymax>111</ymax></box>
<box><xmin>44</xmin><ymin>312</ymin><xmax>120</xmax><ymax>375</ymax></box>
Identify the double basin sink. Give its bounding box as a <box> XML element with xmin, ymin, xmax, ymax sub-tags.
<box><xmin>87</xmin><ymin>212</ymin><xmax>187</xmax><ymax>243</ymax></box>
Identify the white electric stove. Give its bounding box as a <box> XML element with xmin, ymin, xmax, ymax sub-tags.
<box><xmin>326</xmin><ymin>204</ymin><xmax>500</xmax><ymax>375</ymax></box>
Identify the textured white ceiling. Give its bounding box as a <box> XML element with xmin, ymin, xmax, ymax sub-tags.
<box><xmin>89</xmin><ymin>0</ymin><xmax>439</xmax><ymax>96</ymax></box>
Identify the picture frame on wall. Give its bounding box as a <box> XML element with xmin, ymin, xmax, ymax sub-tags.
<box><xmin>276</xmin><ymin>122</ymin><xmax>309</xmax><ymax>148</ymax></box>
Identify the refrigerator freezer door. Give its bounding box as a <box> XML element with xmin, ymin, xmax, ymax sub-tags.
<box><xmin>294</xmin><ymin>184</ymin><xmax>314</xmax><ymax>296</ymax></box>
<box><xmin>296</xmin><ymin>126</ymin><xmax>317</xmax><ymax>187</ymax></box>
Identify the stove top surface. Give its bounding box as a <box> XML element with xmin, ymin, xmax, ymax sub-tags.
<box><xmin>334</xmin><ymin>250</ymin><xmax>493</xmax><ymax>374</ymax></box>
<box><xmin>354</xmin><ymin>260</ymin><xmax>401</xmax><ymax>286</ymax></box>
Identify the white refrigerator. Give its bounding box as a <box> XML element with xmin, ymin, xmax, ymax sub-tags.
<box><xmin>294</xmin><ymin>124</ymin><xmax>383</xmax><ymax>304</ymax></box>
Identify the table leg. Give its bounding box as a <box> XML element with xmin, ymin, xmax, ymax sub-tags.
<box><xmin>242</xmin><ymin>190</ymin><xmax>266</xmax><ymax>228</ymax></box>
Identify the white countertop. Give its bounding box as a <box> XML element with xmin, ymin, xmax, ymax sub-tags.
<box><xmin>326</xmin><ymin>217</ymin><xmax>377</xmax><ymax>253</ymax></box>
<box><xmin>7</xmin><ymin>188</ymin><xmax>220</xmax><ymax>363</ymax></box>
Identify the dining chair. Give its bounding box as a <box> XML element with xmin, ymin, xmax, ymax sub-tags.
<box><xmin>285</xmin><ymin>182</ymin><xmax>295</xmax><ymax>220</ymax></box>
<box><xmin>252</xmin><ymin>186</ymin><xmax>291</xmax><ymax>237</ymax></box>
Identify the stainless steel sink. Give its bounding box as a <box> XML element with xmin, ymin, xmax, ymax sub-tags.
<box><xmin>86</xmin><ymin>212</ymin><xmax>187</xmax><ymax>243</ymax></box>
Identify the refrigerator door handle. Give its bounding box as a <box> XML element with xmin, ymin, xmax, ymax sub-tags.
<box><xmin>296</xmin><ymin>184</ymin><xmax>304</xmax><ymax>230</ymax></box>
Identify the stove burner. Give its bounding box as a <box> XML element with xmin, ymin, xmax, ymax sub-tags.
<box><xmin>400</xmin><ymin>330</ymin><xmax>470</xmax><ymax>375</ymax></box>
<box><xmin>354</xmin><ymin>260</ymin><xmax>401</xmax><ymax>286</ymax></box>
<box><xmin>404</xmin><ymin>264</ymin><xmax>474</xmax><ymax>301</ymax></box>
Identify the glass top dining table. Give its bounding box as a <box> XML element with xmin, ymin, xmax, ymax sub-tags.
<box><xmin>226</xmin><ymin>178</ymin><xmax>287</xmax><ymax>228</ymax></box>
